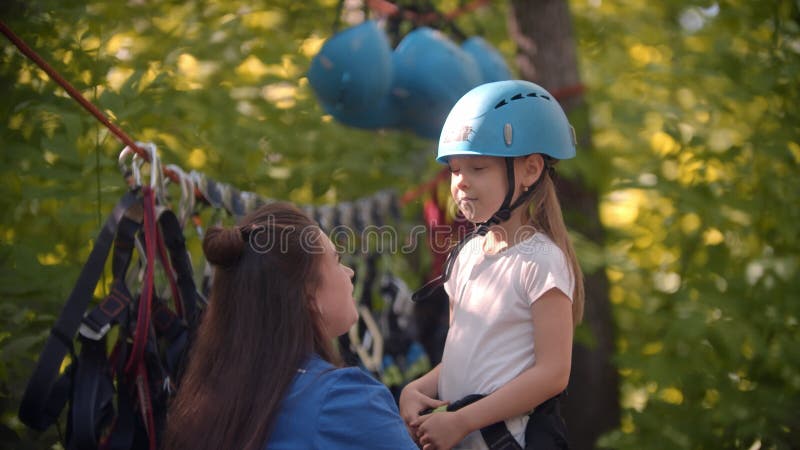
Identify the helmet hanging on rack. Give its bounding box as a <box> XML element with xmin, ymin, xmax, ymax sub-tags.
<box><xmin>307</xmin><ymin>20</ymin><xmax>395</xmax><ymax>128</ymax></box>
<box><xmin>461</xmin><ymin>36</ymin><xmax>513</xmax><ymax>84</ymax></box>
<box><xmin>391</xmin><ymin>27</ymin><xmax>482</xmax><ymax>139</ymax></box>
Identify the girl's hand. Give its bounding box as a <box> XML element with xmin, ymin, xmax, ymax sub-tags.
<box><xmin>398</xmin><ymin>384</ymin><xmax>448</xmax><ymax>441</ymax></box>
<box><xmin>412</xmin><ymin>411</ymin><xmax>470</xmax><ymax>450</ymax></box>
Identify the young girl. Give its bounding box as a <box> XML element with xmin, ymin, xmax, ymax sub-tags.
<box><xmin>400</xmin><ymin>80</ymin><xmax>585</xmax><ymax>450</ymax></box>
<box><xmin>163</xmin><ymin>202</ymin><xmax>417</xmax><ymax>450</ymax></box>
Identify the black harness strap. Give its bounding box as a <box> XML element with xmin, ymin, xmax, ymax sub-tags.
<box><xmin>80</xmin><ymin>217</ymin><xmax>140</xmax><ymax>337</ymax></box>
<box><xmin>19</xmin><ymin>190</ymin><xmax>205</xmax><ymax>450</ymax></box>
<box><xmin>70</xmin><ymin>217</ymin><xmax>141</xmax><ymax>450</ymax></box>
<box><xmin>434</xmin><ymin>393</ymin><xmax>567</xmax><ymax>450</ymax></box>
<box><xmin>155</xmin><ymin>208</ymin><xmax>203</xmax><ymax>328</ymax></box>
<box><xmin>18</xmin><ymin>190</ymin><xmax>140</xmax><ymax>431</ymax></box>
<box><xmin>85</xmin><ymin>207</ymin><xmax>200</xmax><ymax>450</ymax></box>
<box><xmin>70</xmin><ymin>336</ymin><xmax>116</xmax><ymax>450</ymax></box>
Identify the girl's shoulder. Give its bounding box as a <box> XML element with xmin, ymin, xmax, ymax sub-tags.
<box><xmin>515</xmin><ymin>233</ymin><xmax>566</xmax><ymax>261</ymax></box>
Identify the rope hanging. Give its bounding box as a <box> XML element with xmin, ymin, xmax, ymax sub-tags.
<box><xmin>0</xmin><ymin>21</ymin><xmax>150</xmax><ymax>166</ymax></box>
<box><xmin>366</xmin><ymin>0</ymin><xmax>492</xmax><ymax>25</ymax></box>
<box><xmin>0</xmin><ymin>19</ymin><xmax>449</xmax><ymax>208</ymax></box>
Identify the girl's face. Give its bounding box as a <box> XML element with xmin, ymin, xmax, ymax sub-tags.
<box><xmin>448</xmin><ymin>155</ymin><xmax>510</xmax><ymax>224</ymax></box>
<box><xmin>312</xmin><ymin>230</ymin><xmax>358</xmax><ymax>339</ymax></box>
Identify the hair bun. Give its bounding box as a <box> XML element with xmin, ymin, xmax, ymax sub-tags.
<box><xmin>203</xmin><ymin>226</ymin><xmax>245</xmax><ymax>267</ymax></box>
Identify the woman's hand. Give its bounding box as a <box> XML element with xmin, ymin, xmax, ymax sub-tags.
<box><xmin>398</xmin><ymin>383</ymin><xmax>448</xmax><ymax>442</ymax></box>
<box><xmin>411</xmin><ymin>411</ymin><xmax>470</xmax><ymax>450</ymax></box>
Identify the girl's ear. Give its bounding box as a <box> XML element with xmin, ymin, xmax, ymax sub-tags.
<box><xmin>519</xmin><ymin>154</ymin><xmax>545</xmax><ymax>188</ymax></box>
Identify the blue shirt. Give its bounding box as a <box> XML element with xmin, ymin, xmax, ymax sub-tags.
<box><xmin>266</xmin><ymin>354</ymin><xmax>418</xmax><ymax>449</ymax></box>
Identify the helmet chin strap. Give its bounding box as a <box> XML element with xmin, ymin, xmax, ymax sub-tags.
<box><xmin>412</xmin><ymin>157</ymin><xmax>549</xmax><ymax>303</ymax></box>
<box><xmin>474</xmin><ymin>157</ymin><xmax>546</xmax><ymax>236</ymax></box>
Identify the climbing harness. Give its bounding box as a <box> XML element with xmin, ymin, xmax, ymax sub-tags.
<box><xmin>421</xmin><ymin>393</ymin><xmax>568</xmax><ymax>450</ymax></box>
<box><xmin>18</xmin><ymin>183</ymin><xmax>205</xmax><ymax>450</ymax></box>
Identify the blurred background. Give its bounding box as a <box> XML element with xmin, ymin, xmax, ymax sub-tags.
<box><xmin>1</xmin><ymin>0</ymin><xmax>798</xmax><ymax>448</ymax></box>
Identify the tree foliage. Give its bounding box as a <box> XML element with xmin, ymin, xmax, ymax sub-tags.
<box><xmin>571</xmin><ymin>0</ymin><xmax>800</xmax><ymax>448</ymax></box>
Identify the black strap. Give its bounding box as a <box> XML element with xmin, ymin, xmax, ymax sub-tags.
<box><xmin>69</xmin><ymin>217</ymin><xmax>141</xmax><ymax>450</ymax></box>
<box><xmin>439</xmin><ymin>394</ymin><xmax>521</xmax><ymax>450</ymax></box>
<box><xmin>439</xmin><ymin>393</ymin><xmax>565</xmax><ymax>450</ymax></box>
<box><xmin>86</xmin><ymin>208</ymin><xmax>199</xmax><ymax>449</ymax></box>
<box><xmin>81</xmin><ymin>217</ymin><xmax>140</xmax><ymax>336</ymax></box>
<box><xmin>69</xmin><ymin>336</ymin><xmax>116</xmax><ymax>450</ymax></box>
<box><xmin>156</xmin><ymin>209</ymin><xmax>203</xmax><ymax>327</ymax></box>
<box><xmin>412</xmin><ymin>230</ymin><xmax>481</xmax><ymax>303</ymax></box>
<box><xmin>18</xmin><ymin>190</ymin><xmax>140</xmax><ymax>431</ymax></box>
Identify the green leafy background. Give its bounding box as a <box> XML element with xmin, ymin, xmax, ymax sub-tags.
<box><xmin>1</xmin><ymin>0</ymin><xmax>798</xmax><ymax>448</ymax></box>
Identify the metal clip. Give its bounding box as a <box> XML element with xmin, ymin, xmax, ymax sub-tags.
<box><xmin>78</xmin><ymin>322</ymin><xmax>111</xmax><ymax>341</ymax></box>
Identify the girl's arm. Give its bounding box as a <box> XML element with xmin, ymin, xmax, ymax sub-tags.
<box><xmin>399</xmin><ymin>364</ymin><xmax>447</xmax><ymax>424</ymax></box>
<box><xmin>404</xmin><ymin>362</ymin><xmax>442</xmax><ymax>399</ymax></box>
<box><xmin>414</xmin><ymin>288</ymin><xmax>573</xmax><ymax>449</ymax></box>
<box><xmin>400</xmin><ymin>298</ymin><xmax>451</xmax><ymax>438</ymax></box>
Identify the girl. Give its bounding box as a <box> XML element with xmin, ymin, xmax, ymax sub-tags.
<box><xmin>163</xmin><ymin>202</ymin><xmax>417</xmax><ymax>450</ymax></box>
<box><xmin>400</xmin><ymin>80</ymin><xmax>585</xmax><ymax>450</ymax></box>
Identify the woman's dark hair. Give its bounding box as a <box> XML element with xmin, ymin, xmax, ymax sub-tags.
<box><xmin>162</xmin><ymin>202</ymin><xmax>339</xmax><ymax>450</ymax></box>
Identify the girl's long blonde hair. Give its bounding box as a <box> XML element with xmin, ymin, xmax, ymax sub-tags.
<box><xmin>526</xmin><ymin>167</ymin><xmax>585</xmax><ymax>325</ymax></box>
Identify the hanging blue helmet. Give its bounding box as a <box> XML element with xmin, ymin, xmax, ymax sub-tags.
<box><xmin>437</xmin><ymin>80</ymin><xmax>576</xmax><ymax>163</ymax></box>
<box><xmin>461</xmin><ymin>36</ymin><xmax>513</xmax><ymax>83</ymax></box>
<box><xmin>307</xmin><ymin>21</ymin><xmax>393</xmax><ymax>120</ymax></box>
<box><xmin>391</xmin><ymin>27</ymin><xmax>482</xmax><ymax>139</ymax></box>
<box><xmin>319</xmin><ymin>93</ymin><xmax>399</xmax><ymax>129</ymax></box>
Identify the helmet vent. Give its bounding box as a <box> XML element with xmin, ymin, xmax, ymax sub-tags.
<box><xmin>526</xmin><ymin>92</ymin><xmax>538</xmax><ymax>97</ymax></box>
<box><xmin>511</xmin><ymin>93</ymin><xmax>524</xmax><ymax>101</ymax></box>
<box><xmin>494</xmin><ymin>99</ymin><xmax>508</xmax><ymax>109</ymax></box>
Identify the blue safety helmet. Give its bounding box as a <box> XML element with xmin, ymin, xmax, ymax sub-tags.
<box><xmin>438</xmin><ymin>80</ymin><xmax>577</xmax><ymax>232</ymax></box>
<box><xmin>391</xmin><ymin>27</ymin><xmax>482</xmax><ymax>139</ymax></box>
<box><xmin>461</xmin><ymin>36</ymin><xmax>513</xmax><ymax>83</ymax></box>
<box><xmin>319</xmin><ymin>93</ymin><xmax>399</xmax><ymax>129</ymax></box>
<box><xmin>307</xmin><ymin>21</ymin><xmax>393</xmax><ymax>122</ymax></box>
<box><xmin>437</xmin><ymin>80</ymin><xmax>576</xmax><ymax>163</ymax></box>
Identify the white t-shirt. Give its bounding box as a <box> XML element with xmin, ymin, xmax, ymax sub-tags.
<box><xmin>439</xmin><ymin>233</ymin><xmax>574</xmax><ymax>450</ymax></box>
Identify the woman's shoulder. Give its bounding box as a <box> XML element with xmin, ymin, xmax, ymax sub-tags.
<box><xmin>312</xmin><ymin>364</ymin><xmax>418</xmax><ymax>449</ymax></box>
<box><xmin>298</xmin><ymin>356</ymin><xmax>389</xmax><ymax>399</ymax></box>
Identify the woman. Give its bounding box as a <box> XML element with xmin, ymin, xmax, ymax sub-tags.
<box><xmin>163</xmin><ymin>202</ymin><xmax>417</xmax><ymax>449</ymax></box>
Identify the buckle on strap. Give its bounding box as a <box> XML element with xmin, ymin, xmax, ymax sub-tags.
<box><xmin>78</xmin><ymin>322</ymin><xmax>110</xmax><ymax>341</ymax></box>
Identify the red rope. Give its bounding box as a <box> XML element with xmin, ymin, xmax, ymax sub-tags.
<box><xmin>551</xmin><ymin>83</ymin><xmax>586</xmax><ymax>103</ymax></box>
<box><xmin>126</xmin><ymin>187</ymin><xmax>156</xmax><ymax>374</ymax></box>
<box><xmin>0</xmin><ymin>20</ymin><xmax>191</xmax><ymax>189</ymax></box>
<box><xmin>1</xmin><ymin>21</ymin><xmax>144</xmax><ymax>157</ymax></box>
<box><xmin>442</xmin><ymin>0</ymin><xmax>492</xmax><ymax>20</ymax></box>
<box><xmin>400</xmin><ymin>167</ymin><xmax>449</xmax><ymax>206</ymax></box>
<box><xmin>366</xmin><ymin>0</ymin><xmax>491</xmax><ymax>25</ymax></box>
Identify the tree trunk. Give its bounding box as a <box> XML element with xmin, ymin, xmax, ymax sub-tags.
<box><xmin>507</xmin><ymin>1</ymin><xmax>620</xmax><ymax>449</ymax></box>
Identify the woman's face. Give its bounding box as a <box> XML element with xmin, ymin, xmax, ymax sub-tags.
<box><xmin>312</xmin><ymin>230</ymin><xmax>358</xmax><ymax>339</ymax></box>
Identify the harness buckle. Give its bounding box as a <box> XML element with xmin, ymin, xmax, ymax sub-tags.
<box><xmin>78</xmin><ymin>322</ymin><xmax>111</xmax><ymax>341</ymax></box>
